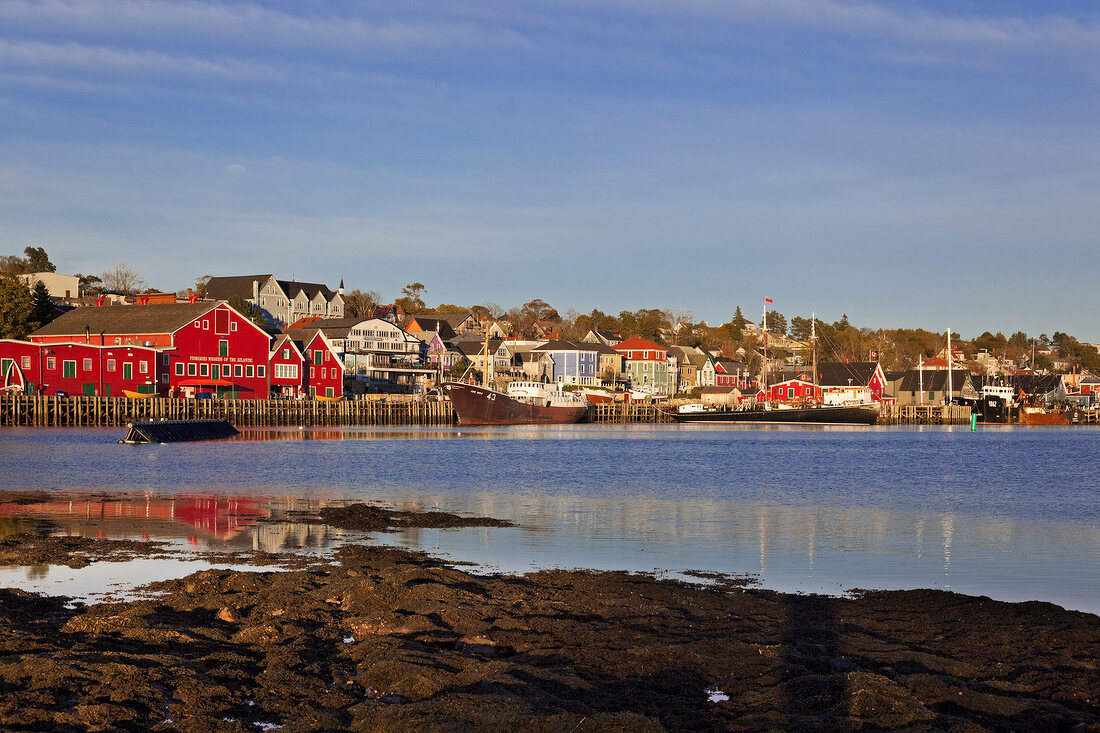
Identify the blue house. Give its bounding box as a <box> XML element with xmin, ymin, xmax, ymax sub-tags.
<box><xmin>532</xmin><ymin>341</ymin><xmax>600</xmax><ymax>386</ymax></box>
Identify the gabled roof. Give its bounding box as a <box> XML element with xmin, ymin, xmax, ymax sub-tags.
<box><xmin>714</xmin><ymin>357</ymin><xmax>747</xmax><ymax>372</ymax></box>
<box><xmin>532</xmin><ymin>340</ymin><xmax>603</xmax><ymax>353</ymax></box>
<box><xmin>898</xmin><ymin>369</ymin><xmax>974</xmax><ymax>391</ymax></box>
<box><xmin>203</xmin><ymin>275</ymin><xmax>274</xmax><ymax>300</ymax></box>
<box><xmin>816</xmin><ymin>362</ymin><xmax>882</xmax><ymax>388</ymax></box>
<box><xmin>404</xmin><ymin>317</ymin><xmax>457</xmax><ymax>340</ymax></box>
<box><xmin>687</xmin><ymin>353</ymin><xmax>713</xmax><ymax>368</ymax></box>
<box><xmin>455</xmin><ymin>339</ymin><xmax>502</xmax><ymax>357</ymax></box>
<box><xmin>270</xmin><ymin>334</ymin><xmax>305</xmax><ymax>359</ymax></box>
<box><xmin>29</xmin><ymin>302</ymin><xmax>218</xmax><ymax>338</ymax></box>
<box><xmin>278</xmin><ymin>279</ymin><xmax>335</xmax><ymax>301</ymax></box>
<box><xmin>287</xmin><ymin>317</ymin><xmax>361</xmax><ymax>340</ymax></box>
<box><xmin>614</xmin><ymin>337</ymin><xmax>664</xmax><ymax>352</ymax></box>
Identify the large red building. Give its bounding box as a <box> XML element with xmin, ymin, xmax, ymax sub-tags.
<box><xmin>27</xmin><ymin>302</ymin><xmax>273</xmax><ymax>399</ymax></box>
<box><xmin>302</xmin><ymin>330</ymin><xmax>344</xmax><ymax>398</ymax></box>
<box><xmin>1</xmin><ymin>339</ymin><xmax>166</xmax><ymax>396</ymax></box>
<box><xmin>269</xmin><ymin>334</ymin><xmax>307</xmax><ymax>397</ymax></box>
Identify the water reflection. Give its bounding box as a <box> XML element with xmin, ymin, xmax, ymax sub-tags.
<box><xmin>0</xmin><ymin>495</ymin><xmax>351</xmax><ymax>552</ymax></box>
<box><xmin>5</xmin><ymin>488</ymin><xmax>1096</xmax><ymax>612</ymax></box>
<box><xmin>2</xmin><ymin>426</ymin><xmax>1099</xmax><ymax>614</ymax></box>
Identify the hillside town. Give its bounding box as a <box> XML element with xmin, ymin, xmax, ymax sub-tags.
<box><xmin>2</xmin><ymin>251</ymin><xmax>1099</xmax><ymax>411</ymax></box>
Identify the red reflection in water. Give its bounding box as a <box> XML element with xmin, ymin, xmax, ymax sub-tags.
<box><xmin>0</xmin><ymin>496</ymin><xmax>270</xmax><ymax>541</ymax></box>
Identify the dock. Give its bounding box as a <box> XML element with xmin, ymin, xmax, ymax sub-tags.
<box><xmin>2</xmin><ymin>394</ymin><xmax>1095</xmax><ymax>428</ymax></box>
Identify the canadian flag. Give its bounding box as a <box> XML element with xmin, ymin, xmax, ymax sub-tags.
<box><xmin>765</xmin><ymin>297</ymin><xmax>773</xmax><ymax>303</ymax></box>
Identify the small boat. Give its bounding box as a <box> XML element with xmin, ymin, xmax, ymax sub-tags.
<box><xmin>316</xmin><ymin>394</ymin><xmax>344</xmax><ymax>402</ymax></box>
<box><xmin>579</xmin><ymin>388</ymin><xmax>630</xmax><ymax>404</ymax></box>
<box><xmin>123</xmin><ymin>390</ymin><xmax>156</xmax><ymax>399</ymax></box>
<box><xmin>1020</xmin><ymin>406</ymin><xmax>1069</xmax><ymax>425</ymax></box>
<box><xmin>443</xmin><ymin>381</ymin><xmax>588</xmax><ymax>425</ymax></box>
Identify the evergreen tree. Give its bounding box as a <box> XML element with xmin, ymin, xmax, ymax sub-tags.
<box><xmin>29</xmin><ymin>281</ymin><xmax>56</xmax><ymax>330</ymax></box>
<box><xmin>226</xmin><ymin>296</ymin><xmax>262</xmax><ymax>322</ymax></box>
<box><xmin>23</xmin><ymin>247</ymin><xmax>55</xmax><ymax>273</ymax></box>
<box><xmin>732</xmin><ymin>306</ymin><xmax>748</xmax><ymax>329</ymax></box>
<box><xmin>0</xmin><ymin>274</ymin><xmax>33</xmax><ymax>339</ymax></box>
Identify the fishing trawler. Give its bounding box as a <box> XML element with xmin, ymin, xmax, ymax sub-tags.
<box><xmin>442</xmin><ymin>322</ymin><xmax>588</xmax><ymax>425</ymax></box>
<box><xmin>443</xmin><ymin>381</ymin><xmax>588</xmax><ymax>425</ymax></box>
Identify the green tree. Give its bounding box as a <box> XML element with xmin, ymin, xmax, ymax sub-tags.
<box><xmin>1033</xmin><ymin>353</ymin><xmax>1054</xmax><ymax>372</ymax></box>
<box><xmin>75</xmin><ymin>273</ymin><xmax>103</xmax><ymax>295</ymax></box>
<box><xmin>194</xmin><ymin>274</ymin><xmax>213</xmax><ymax>295</ymax></box>
<box><xmin>431</xmin><ymin>303</ymin><xmax>468</xmax><ymax>315</ymax></box>
<box><xmin>29</xmin><ymin>281</ymin><xmax>56</xmax><ymax>330</ymax></box>
<box><xmin>226</xmin><ymin>296</ymin><xmax>262</xmax><ymax>322</ymax></box>
<box><xmin>0</xmin><ymin>274</ymin><xmax>33</xmax><ymax>339</ymax></box>
<box><xmin>762</xmin><ymin>310</ymin><xmax>786</xmax><ymax>336</ymax></box>
<box><xmin>395</xmin><ymin>282</ymin><xmax>426</xmax><ymax>313</ymax></box>
<box><xmin>448</xmin><ymin>358</ymin><xmax>470</xmax><ymax>380</ymax></box>
<box><xmin>789</xmin><ymin>316</ymin><xmax>814</xmax><ymax>341</ymax></box>
<box><xmin>23</xmin><ymin>247</ymin><xmax>55</xmax><ymax>273</ymax></box>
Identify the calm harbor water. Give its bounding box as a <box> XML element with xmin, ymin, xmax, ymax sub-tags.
<box><xmin>1</xmin><ymin>424</ymin><xmax>1098</xmax><ymax>613</ymax></box>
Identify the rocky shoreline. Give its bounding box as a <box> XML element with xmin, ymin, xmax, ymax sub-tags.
<box><xmin>0</xmin><ymin>504</ymin><xmax>1097</xmax><ymax>731</ymax></box>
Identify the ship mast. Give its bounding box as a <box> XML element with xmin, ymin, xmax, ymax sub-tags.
<box><xmin>762</xmin><ymin>304</ymin><xmax>769</xmax><ymax>406</ymax></box>
<box><xmin>811</xmin><ymin>312</ymin><xmax>818</xmax><ymax>405</ymax></box>
<box><xmin>483</xmin><ymin>321</ymin><xmax>491</xmax><ymax>389</ymax></box>
<box><xmin>947</xmin><ymin>327</ymin><xmax>953</xmax><ymax>404</ymax></box>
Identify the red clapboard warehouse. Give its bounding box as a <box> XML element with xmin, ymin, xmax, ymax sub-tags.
<box><xmin>28</xmin><ymin>302</ymin><xmax>272</xmax><ymax>399</ymax></box>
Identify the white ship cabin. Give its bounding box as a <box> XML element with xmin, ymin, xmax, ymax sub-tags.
<box><xmin>981</xmin><ymin>385</ymin><xmax>1016</xmax><ymax>405</ymax></box>
<box><xmin>822</xmin><ymin>386</ymin><xmax>873</xmax><ymax>406</ymax></box>
<box><xmin>506</xmin><ymin>381</ymin><xmax>586</xmax><ymax>404</ymax></box>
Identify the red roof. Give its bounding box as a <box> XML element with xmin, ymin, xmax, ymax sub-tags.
<box><xmin>613</xmin><ymin>337</ymin><xmax>666</xmax><ymax>362</ymax></box>
<box><xmin>287</xmin><ymin>315</ymin><xmax>324</xmax><ymax>330</ymax></box>
<box><xmin>614</xmin><ymin>337</ymin><xmax>663</xmax><ymax>351</ymax></box>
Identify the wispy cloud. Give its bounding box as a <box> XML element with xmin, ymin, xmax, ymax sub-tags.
<box><xmin>537</xmin><ymin>0</ymin><xmax>1100</xmax><ymax>53</ymax></box>
<box><xmin>0</xmin><ymin>39</ymin><xmax>279</xmax><ymax>80</ymax></box>
<box><xmin>0</xmin><ymin>0</ymin><xmax>531</xmax><ymax>52</ymax></box>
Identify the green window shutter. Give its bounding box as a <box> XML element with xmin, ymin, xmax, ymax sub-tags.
<box><xmin>64</xmin><ymin>361</ymin><xmax>77</xmax><ymax>378</ymax></box>
<box><xmin>123</xmin><ymin>363</ymin><xmax>132</xmax><ymax>380</ymax></box>
<box><xmin>219</xmin><ymin>340</ymin><xmax>229</xmax><ymax>357</ymax></box>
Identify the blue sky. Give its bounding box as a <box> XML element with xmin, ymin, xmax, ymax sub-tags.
<box><xmin>2</xmin><ymin>0</ymin><xmax>1098</xmax><ymax>340</ymax></box>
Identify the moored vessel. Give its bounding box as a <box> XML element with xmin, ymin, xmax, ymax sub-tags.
<box><xmin>443</xmin><ymin>381</ymin><xmax>588</xmax><ymax>425</ymax></box>
<box><xmin>670</xmin><ymin>402</ymin><xmax>880</xmax><ymax>425</ymax></box>
<box><xmin>672</xmin><ymin>303</ymin><xmax>879</xmax><ymax>426</ymax></box>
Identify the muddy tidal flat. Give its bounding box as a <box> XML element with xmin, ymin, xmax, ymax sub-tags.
<box><xmin>1</xmin><ymin>502</ymin><xmax>1098</xmax><ymax>732</ymax></box>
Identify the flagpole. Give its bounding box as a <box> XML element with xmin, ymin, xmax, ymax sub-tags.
<box><xmin>763</xmin><ymin>298</ymin><xmax>773</xmax><ymax>406</ymax></box>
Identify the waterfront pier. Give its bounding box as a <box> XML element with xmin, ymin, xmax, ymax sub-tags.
<box><xmin>3</xmin><ymin>395</ymin><xmax>1092</xmax><ymax>428</ymax></box>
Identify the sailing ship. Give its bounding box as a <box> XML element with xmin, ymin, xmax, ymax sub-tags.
<box><xmin>672</xmin><ymin>304</ymin><xmax>880</xmax><ymax>426</ymax></box>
